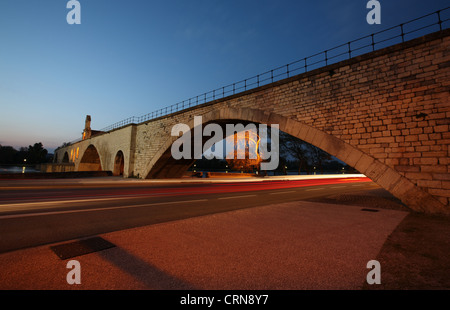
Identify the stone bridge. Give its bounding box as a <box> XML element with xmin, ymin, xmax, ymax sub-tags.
<box><xmin>54</xmin><ymin>30</ymin><xmax>450</xmax><ymax>214</ymax></box>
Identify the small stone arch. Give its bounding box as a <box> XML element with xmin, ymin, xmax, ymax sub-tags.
<box><xmin>113</xmin><ymin>150</ymin><xmax>125</xmax><ymax>176</ymax></box>
<box><xmin>62</xmin><ymin>152</ymin><xmax>69</xmax><ymax>163</ymax></box>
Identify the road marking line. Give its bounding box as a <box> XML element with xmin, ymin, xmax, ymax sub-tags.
<box><xmin>0</xmin><ymin>190</ymin><xmax>211</xmax><ymax>210</ymax></box>
<box><xmin>218</xmin><ymin>195</ymin><xmax>257</xmax><ymax>200</ymax></box>
<box><xmin>0</xmin><ymin>195</ymin><xmax>149</xmax><ymax>208</ymax></box>
<box><xmin>305</xmin><ymin>188</ymin><xmax>324</xmax><ymax>191</ymax></box>
<box><xmin>269</xmin><ymin>191</ymin><xmax>296</xmax><ymax>195</ymax></box>
<box><xmin>0</xmin><ymin>199</ymin><xmax>209</xmax><ymax>220</ymax></box>
<box><xmin>330</xmin><ymin>186</ymin><xmax>343</xmax><ymax>189</ymax></box>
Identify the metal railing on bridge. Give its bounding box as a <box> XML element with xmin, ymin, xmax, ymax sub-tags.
<box><xmin>68</xmin><ymin>7</ymin><xmax>449</xmax><ymax>144</ymax></box>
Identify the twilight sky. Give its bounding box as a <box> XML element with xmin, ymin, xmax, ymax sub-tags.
<box><xmin>0</xmin><ymin>0</ymin><xmax>448</xmax><ymax>153</ymax></box>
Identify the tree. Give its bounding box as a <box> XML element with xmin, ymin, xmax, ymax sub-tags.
<box><xmin>279</xmin><ymin>131</ymin><xmax>336</xmax><ymax>174</ymax></box>
<box><xmin>310</xmin><ymin>145</ymin><xmax>331</xmax><ymax>174</ymax></box>
<box><xmin>274</xmin><ymin>156</ymin><xmax>288</xmax><ymax>175</ymax></box>
<box><xmin>0</xmin><ymin>143</ymin><xmax>49</xmax><ymax>164</ymax></box>
<box><xmin>279</xmin><ymin>131</ymin><xmax>314</xmax><ymax>175</ymax></box>
<box><xmin>0</xmin><ymin>145</ymin><xmax>18</xmax><ymax>164</ymax></box>
<box><xmin>26</xmin><ymin>142</ymin><xmax>48</xmax><ymax>164</ymax></box>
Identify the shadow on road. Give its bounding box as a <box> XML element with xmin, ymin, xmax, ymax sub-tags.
<box><xmin>96</xmin><ymin>244</ymin><xmax>198</xmax><ymax>290</ymax></box>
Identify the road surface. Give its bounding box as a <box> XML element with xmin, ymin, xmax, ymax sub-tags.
<box><xmin>0</xmin><ymin>175</ymin><xmax>375</xmax><ymax>253</ymax></box>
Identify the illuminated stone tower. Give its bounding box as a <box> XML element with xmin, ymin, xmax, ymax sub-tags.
<box><xmin>82</xmin><ymin>115</ymin><xmax>92</xmax><ymax>140</ymax></box>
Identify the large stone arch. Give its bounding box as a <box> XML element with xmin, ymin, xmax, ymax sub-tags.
<box><xmin>143</xmin><ymin>107</ymin><xmax>447</xmax><ymax>214</ymax></box>
<box><xmin>78</xmin><ymin>144</ymin><xmax>103</xmax><ymax>171</ymax></box>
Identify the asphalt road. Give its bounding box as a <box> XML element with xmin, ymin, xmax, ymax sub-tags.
<box><xmin>0</xmin><ymin>176</ymin><xmax>376</xmax><ymax>254</ymax></box>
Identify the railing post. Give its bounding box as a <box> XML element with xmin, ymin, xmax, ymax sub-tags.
<box><xmin>286</xmin><ymin>64</ymin><xmax>290</xmax><ymax>78</ymax></box>
<box><xmin>400</xmin><ymin>24</ymin><xmax>404</xmax><ymax>43</ymax></box>
<box><xmin>371</xmin><ymin>34</ymin><xmax>375</xmax><ymax>51</ymax></box>
<box><xmin>437</xmin><ymin>10</ymin><xmax>442</xmax><ymax>31</ymax></box>
<box><xmin>324</xmin><ymin>50</ymin><xmax>328</xmax><ymax>66</ymax></box>
<box><xmin>347</xmin><ymin>42</ymin><xmax>351</xmax><ymax>59</ymax></box>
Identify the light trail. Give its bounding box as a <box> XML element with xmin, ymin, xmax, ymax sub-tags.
<box><xmin>0</xmin><ymin>177</ymin><xmax>371</xmax><ymax>204</ymax></box>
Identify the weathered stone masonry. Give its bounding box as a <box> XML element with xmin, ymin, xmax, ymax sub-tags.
<box><xmin>55</xmin><ymin>30</ymin><xmax>450</xmax><ymax>214</ymax></box>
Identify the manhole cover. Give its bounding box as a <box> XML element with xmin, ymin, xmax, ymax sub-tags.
<box><xmin>50</xmin><ymin>236</ymin><xmax>116</xmax><ymax>260</ymax></box>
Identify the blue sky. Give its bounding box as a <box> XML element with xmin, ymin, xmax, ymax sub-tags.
<box><xmin>0</xmin><ymin>0</ymin><xmax>448</xmax><ymax>152</ymax></box>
